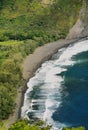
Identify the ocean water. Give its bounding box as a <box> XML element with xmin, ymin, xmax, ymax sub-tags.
<box><xmin>21</xmin><ymin>38</ymin><xmax>88</xmax><ymax>129</ymax></box>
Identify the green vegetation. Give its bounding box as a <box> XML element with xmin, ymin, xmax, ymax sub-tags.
<box><xmin>0</xmin><ymin>39</ymin><xmax>39</xmax><ymax>120</ymax></box>
<box><xmin>0</xmin><ymin>0</ymin><xmax>82</xmax><ymax>42</ymax></box>
<box><xmin>62</xmin><ymin>126</ymin><xmax>85</xmax><ymax>130</ymax></box>
<box><xmin>8</xmin><ymin>119</ymin><xmax>51</xmax><ymax>130</ymax></box>
<box><xmin>8</xmin><ymin>120</ymin><xmax>86</xmax><ymax>130</ymax></box>
<box><xmin>0</xmin><ymin>0</ymin><xmax>83</xmax><ymax>128</ymax></box>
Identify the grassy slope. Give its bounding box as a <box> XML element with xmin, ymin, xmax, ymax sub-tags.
<box><xmin>0</xmin><ymin>0</ymin><xmax>82</xmax><ymax>41</ymax></box>
<box><xmin>0</xmin><ymin>0</ymin><xmax>83</xmax><ymax>129</ymax></box>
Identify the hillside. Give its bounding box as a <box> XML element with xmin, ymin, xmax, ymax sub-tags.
<box><xmin>0</xmin><ymin>0</ymin><xmax>82</xmax><ymax>41</ymax></box>
<box><xmin>0</xmin><ymin>0</ymin><xmax>84</xmax><ymax>129</ymax></box>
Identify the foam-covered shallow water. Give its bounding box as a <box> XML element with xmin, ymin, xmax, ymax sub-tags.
<box><xmin>21</xmin><ymin>39</ymin><xmax>88</xmax><ymax>129</ymax></box>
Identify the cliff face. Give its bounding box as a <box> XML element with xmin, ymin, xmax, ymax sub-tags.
<box><xmin>66</xmin><ymin>0</ymin><xmax>88</xmax><ymax>39</ymax></box>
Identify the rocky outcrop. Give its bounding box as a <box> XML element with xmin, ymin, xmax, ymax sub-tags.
<box><xmin>66</xmin><ymin>19</ymin><xmax>85</xmax><ymax>39</ymax></box>
<box><xmin>67</xmin><ymin>1</ymin><xmax>88</xmax><ymax>40</ymax></box>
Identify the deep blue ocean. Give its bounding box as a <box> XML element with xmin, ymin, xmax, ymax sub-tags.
<box><xmin>52</xmin><ymin>51</ymin><xmax>88</xmax><ymax>128</ymax></box>
<box><xmin>22</xmin><ymin>39</ymin><xmax>88</xmax><ymax>129</ymax></box>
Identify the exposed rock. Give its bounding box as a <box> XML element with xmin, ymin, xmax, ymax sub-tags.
<box><xmin>67</xmin><ymin>1</ymin><xmax>88</xmax><ymax>40</ymax></box>
<box><xmin>66</xmin><ymin>19</ymin><xmax>85</xmax><ymax>39</ymax></box>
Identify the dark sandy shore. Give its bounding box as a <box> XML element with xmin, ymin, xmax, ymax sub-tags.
<box><xmin>19</xmin><ymin>38</ymin><xmax>81</xmax><ymax>118</ymax></box>
<box><xmin>23</xmin><ymin>38</ymin><xmax>80</xmax><ymax>81</ymax></box>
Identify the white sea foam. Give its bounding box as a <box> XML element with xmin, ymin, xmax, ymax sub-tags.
<box><xmin>21</xmin><ymin>39</ymin><xmax>88</xmax><ymax>129</ymax></box>
<box><xmin>55</xmin><ymin>39</ymin><xmax>88</xmax><ymax>66</ymax></box>
<box><xmin>43</xmin><ymin>99</ymin><xmax>61</xmax><ymax>125</ymax></box>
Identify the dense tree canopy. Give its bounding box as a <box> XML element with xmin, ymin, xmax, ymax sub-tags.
<box><xmin>0</xmin><ymin>85</ymin><xmax>16</xmax><ymax>119</ymax></box>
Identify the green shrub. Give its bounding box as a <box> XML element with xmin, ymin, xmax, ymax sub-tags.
<box><xmin>62</xmin><ymin>126</ymin><xmax>85</xmax><ymax>130</ymax></box>
<box><xmin>9</xmin><ymin>119</ymin><xmax>51</xmax><ymax>130</ymax></box>
<box><xmin>0</xmin><ymin>85</ymin><xmax>16</xmax><ymax>120</ymax></box>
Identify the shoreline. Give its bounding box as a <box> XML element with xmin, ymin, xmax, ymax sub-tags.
<box><xmin>19</xmin><ymin>37</ymin><xmax>86</xmax><ymax>118</ymax></box>
<box><xmin>23</xmin><ymin>38</ymin><xmax>82</xmax><ymax>81</ymax></box>
<box><xmin>7</xmin><ymin>36</ymin><xmax>87</xmax><ymax>129</ymax></box>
